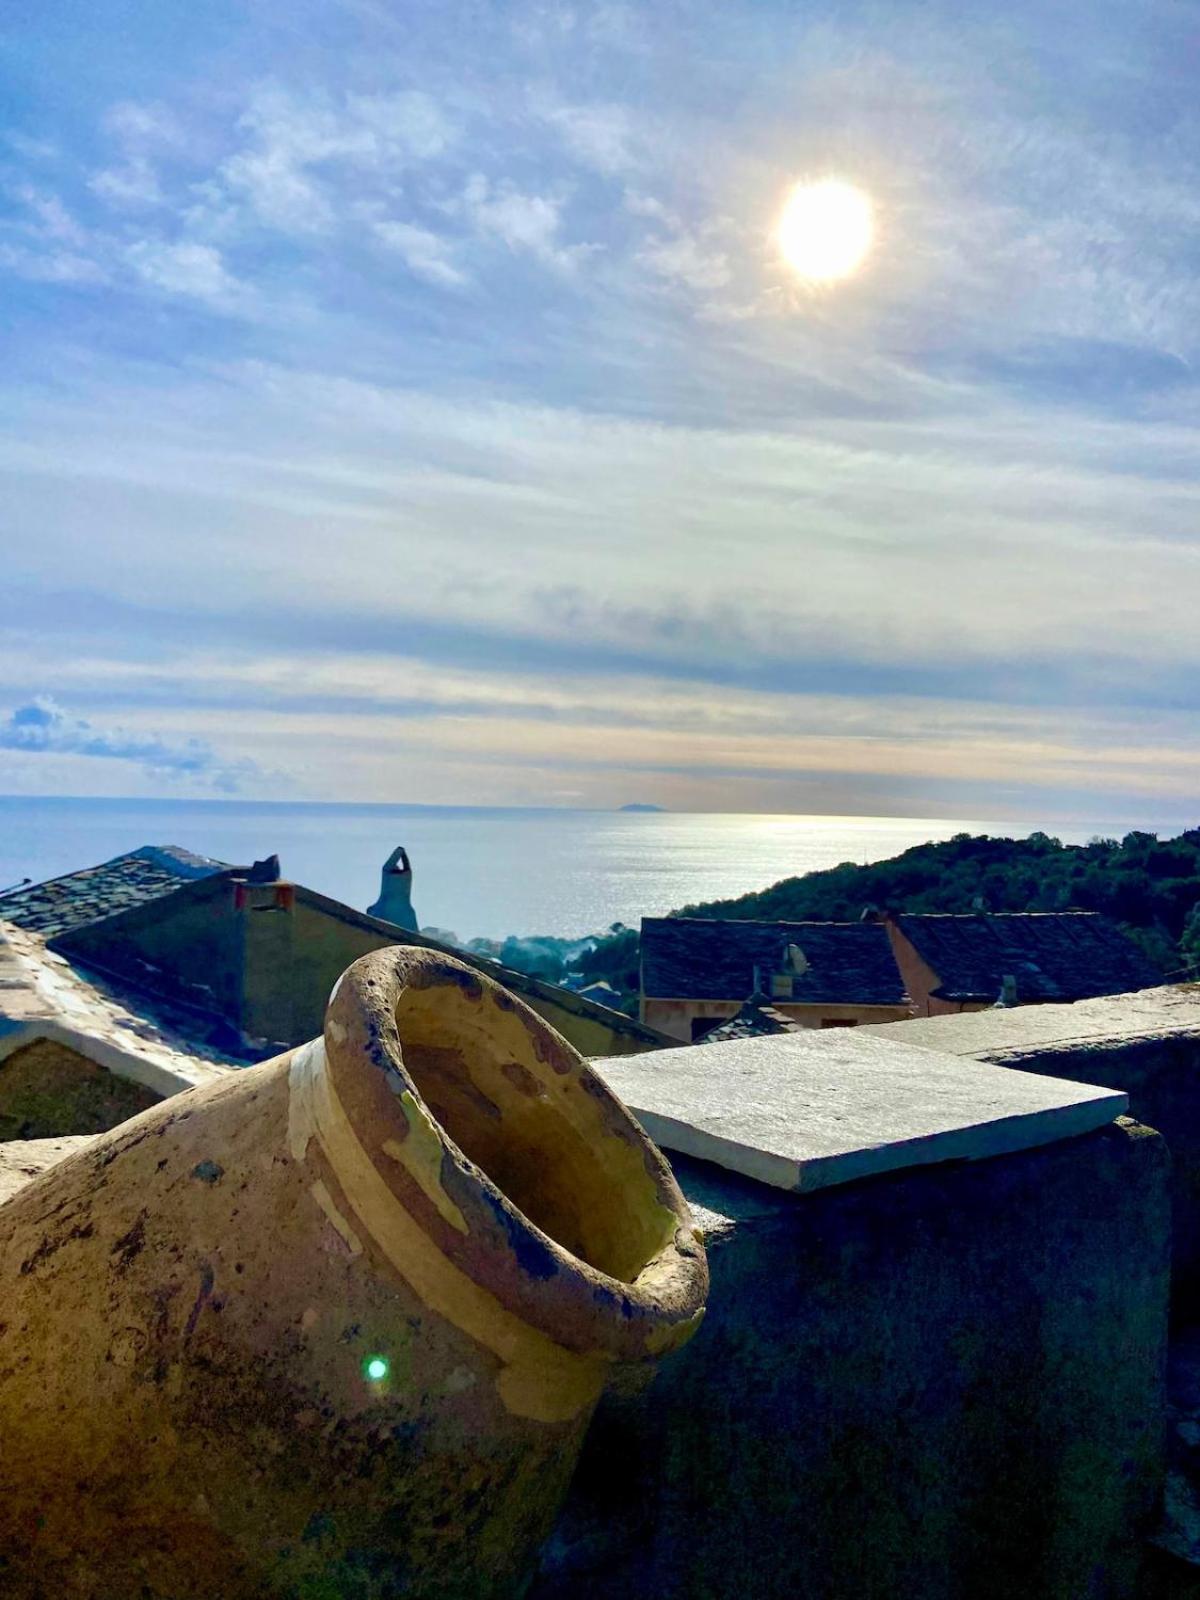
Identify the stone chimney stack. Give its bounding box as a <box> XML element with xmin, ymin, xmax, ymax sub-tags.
<box><xmin>368</xmin><ymin>846</ymin><xmax>419</xmax><ymax>932</ymax></box>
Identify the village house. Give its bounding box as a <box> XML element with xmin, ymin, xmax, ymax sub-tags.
<box><xmin>639</xmin><ymin>908</ymin><xmax>1165</xmax><ymax>1042</ymax></box>
<box><xmin>639</xmin><ymin>916</ymin><xmax>913</xmax><ymax>1042</ymax></box>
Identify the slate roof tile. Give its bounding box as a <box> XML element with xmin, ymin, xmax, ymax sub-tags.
<box><xmin>640</xmin><ymin>917</ymin><xmax>907</xmax><ymax>1006</ymax></box>
<box><xmin>703</xmin><ymin>999</ymin><xmax>801</xmax><ymax>1043</ymax></box>
<box><xmin>895</xmin><ymin>911</ymin><xmax>1163</xmax><ymax>1003</ymax></box>
<box><xmin>0</xmin><ymin>846</ymin><xmax>230</xmax><ymax>940</ymax></box>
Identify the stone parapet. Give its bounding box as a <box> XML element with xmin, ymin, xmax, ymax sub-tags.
<box><xmin>537</xmin><ymin>1118</ymin><xmax>1170</xmax><ymax>1600</ymax></box>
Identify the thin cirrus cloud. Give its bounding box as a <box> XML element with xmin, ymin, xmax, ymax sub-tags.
<box><xmin>0</xmin><ymin>0</ymin><xmax>1198</xmax><ymax>817</ymax></box>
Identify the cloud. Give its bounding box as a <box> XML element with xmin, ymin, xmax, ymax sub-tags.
<box><xmin>638</xmin><ymin>231</ymin><xmax>731</xmax><ymax>291</ymax></box>
<box><xmin>13</xmin><ymin>186</ymin><xmax>87</xmax><ymax>247</ymax></box>
<box><xmin>7</xmin><ymin>352</ymin><xmax>1200</xmax><ymax>691</ymax></box>
<box><xmin>125</xmin><ymin>239</ymin><xmax>244</xmax><ymax>308</ymax></box>
<box><xmin>220</xmin><ymin>146</ymin><xmax>333</xmax><ymax>236</ymax></box>
<box><xmin>90</xmin><ymin>158</ymin><xmax>163</xmax><ymax>209</ymax></box>
<box><xmin>215</xmin><ymin>84</ymin><xmax>455</xmax><ymax>236</ymax></box>
<box><xmin>0</xmin><ymin>698</ymin><xmax>258</xmax><ymax>792</ymax></box>
<box><xmin>349</xmin><ymin>91</ymin><xmax>454</xmax><ymax>161</ymax></box>
<box><xmin>4</xmin><ymin>0</ymin><xmax>1200</xmax><ymax>819</ymax></box>
<box><xmin>5</xmin><ymin>131</ymin><xmax>58</xmax><ymax>162</ymax></box>
<box><xmin>87</xmin><ymin>101</ymin><xmax>179</xmax><ymax>211</ymax></box>
<box><xmin>370</xmin><ymin>217</ymin><xmax>468</xmax><ymax>288</ymax></box>
<box><xmin>0</xmin><ymin>243</ymin><xmax>106</xmax><ymax>284</ymax></box>
<box><xmin>103</xmin><ymin>101</ymin><xmax>181</xmax><ymax>148</ymax></box>
<box><xmin>623</xmin><ymin>191</ymin><xmax>676</xmax><ymax>224</ymax></box>
<box><xmin>462</xmin><ymin>174</ymin><xmax>588</xmax><ymax>269</ymax></box>
<box><xmin>6</xmin><ymin>635</ymin><xmax>1196</xmax><ymax>818</ymax></box>
<box><xmin>537</xmin><ymin>98</ymin><xmax>641</xmax><ymax>175</ymax></box>
<box><xmin>0</xmin><ymin>185</ymin><xmax>107</xmax><ymax>285</ymax></box>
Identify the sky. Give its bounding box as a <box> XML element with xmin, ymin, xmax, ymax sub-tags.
<box><xmin>2</xmin><ymin>0</ymin><xmax>1200</xmax><ymax>823</ymax></box>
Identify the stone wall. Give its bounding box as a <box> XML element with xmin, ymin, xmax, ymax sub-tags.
<box><xmin>0</xmin><ymin>1037</ymin><xmax>161</xmax><ymax>1140</ymax></box>
<box><xmin>867</xmin><ymin>987</ymin><xmax>1200</xmax><ymax>1314</ymax></box>
<box><xmin>536</xmin><ymin>1119</ymin><xmax>1170</xmax><ymax>1600</ymax></box>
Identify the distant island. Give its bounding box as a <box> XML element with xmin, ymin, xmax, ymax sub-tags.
<box><xmin>619</xmin><ymin>803</ymin><xmax>665</xmax><ymax>813</ymax></box>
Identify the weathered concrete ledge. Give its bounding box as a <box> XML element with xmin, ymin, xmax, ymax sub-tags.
<box><xmin>596</xmin><ymin>1029</ymin><xmax>1126</xmax><ymax>1192</ymax></box>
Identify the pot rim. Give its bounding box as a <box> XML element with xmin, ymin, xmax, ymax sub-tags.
<box><xmin>315</xmin><ymin>945</ymin><xmax>708</xmax><ymax>1369</ymax></box>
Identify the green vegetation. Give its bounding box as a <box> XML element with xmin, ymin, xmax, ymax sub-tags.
<box><xmin>574</xmin><ymin>829</ymin><xmax>1200</xmax><ymax>999</ymax></box>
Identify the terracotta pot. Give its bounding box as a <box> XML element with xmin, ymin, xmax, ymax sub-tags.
<box><xmin>0</xmin><ymin>947</ymin><xmax>707</xmax><ymax>1599</ymax></box>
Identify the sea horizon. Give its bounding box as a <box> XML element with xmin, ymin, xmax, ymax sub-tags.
<box><xmin>2</xmin><ymin>793</ymin><xmax>1189</xmax><ymax>945</ymax></box>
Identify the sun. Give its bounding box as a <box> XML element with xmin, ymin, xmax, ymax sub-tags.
<box><xmin>777</xmin><ymin>179</ymin><xmax>873</xmax><ymax>283</ymax></box>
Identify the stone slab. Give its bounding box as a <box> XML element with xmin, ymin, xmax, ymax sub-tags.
<box><xmin>594</xmin><ymin>1030</ymin><xmax>1127</xmax><ymax>1193</ymax></box>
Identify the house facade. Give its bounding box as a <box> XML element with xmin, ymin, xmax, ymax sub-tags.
<box><xmin>639</xmin><ymin>916</ymin><xmax>913</xmax><ymax>1043</ymax></box>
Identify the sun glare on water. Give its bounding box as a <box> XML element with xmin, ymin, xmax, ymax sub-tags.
<box><xmin>777</xmin><ymin>179</ymin><xmax>873</xmax><ymax>283</ymax></box>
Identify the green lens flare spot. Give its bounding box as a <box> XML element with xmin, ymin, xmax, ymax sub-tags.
<box><xmin>365</xmin><ymin>1356</ymin><xmax>389</xmax><ymax>1382</ymax></box>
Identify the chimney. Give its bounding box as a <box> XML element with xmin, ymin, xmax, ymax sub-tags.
<box><xmin>766</xmin><ymin>945</ymin><xmax>795</xmax><ymax>1000</ymax></box>
<box><xmin>368</xmin><ymin>846</ymin><xmax>419</xmax><ymax>933</ymax></box>
<box><xmin>994</xmin><ymin>974</ymin><xmax>1019</xmax><ymax>1008</ymax></box>
<box><xmin>233</xmin><ymin>876</ymin><xmax>297</xmax><ymax>1046</ymax></box>
<box><xmin>245</xmin><ymin>854</ymin><xmax>281</xmax><ymax>884</ymax></box>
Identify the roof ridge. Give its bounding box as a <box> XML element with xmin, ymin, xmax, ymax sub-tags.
<box><xmin>899</xmin><ymin>910</ymin><xmax>1101</xmax><ymax>920</ymax></box>
<box><xmin>646</xmin><ymin>915</ymin><xmax>879</xmax><ymax>929</ymax></box>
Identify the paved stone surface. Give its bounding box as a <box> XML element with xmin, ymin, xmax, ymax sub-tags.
<box><xmin>594</xmin><ymin>1030</ymin><xmax>1126</xmax><ymax>1192</ymax></box>
<box><xmin>0</xmin><ymin>1135</ymin><xmax>96</xmax><ymax>1207</ymax></box>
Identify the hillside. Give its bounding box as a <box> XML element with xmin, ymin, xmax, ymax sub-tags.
<box><xmin>574</xmin><ymin>829</ymin><xmax>1200</xmax><ymax>1000</ymax></box>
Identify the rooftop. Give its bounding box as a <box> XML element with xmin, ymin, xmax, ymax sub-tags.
<box><xmin>1</xmin><ymin>845</ymin><xmax>673</xmax><ymax>1070</ymax></box>
<box><xmin>640</xmin><ymin>915</ymin><xmax>908</xmax><ymax>1006</ymax></box>
<box><xmin>0</xmin><ymin>845</ymin><xmax>230</xmax><ymax>940</ymax></box>
<box><xmin>702</xmin><ymin>996</ymin><xmax>800</xmax><ymax>1042</ymax></box>
<box><xmin>893</xmin><ymin>910</ymin><xmax>1163</xmax><ymax>1003</ymax></box>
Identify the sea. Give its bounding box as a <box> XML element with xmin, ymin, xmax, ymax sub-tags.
<box><xmin>0</xmin><ymin>796</ymin><xmax>1136</xmax><ymax>943</ymax></box>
